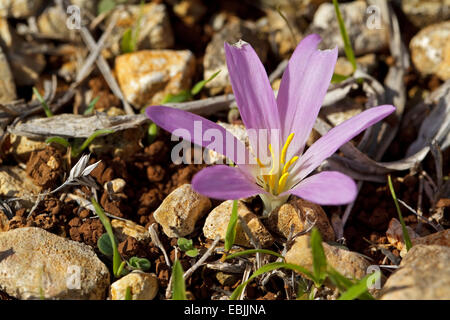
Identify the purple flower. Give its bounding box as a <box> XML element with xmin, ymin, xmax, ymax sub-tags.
<box><xmin>146</xmin><ymin>34</ymin><xmax>395</xmax><ymax>214</ymax></box>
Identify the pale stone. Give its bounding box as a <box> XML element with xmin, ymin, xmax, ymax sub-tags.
<box><xmin>410</xmin><ymin>21</ymin><xmax>450</xmax><ymax>81</ymax></box>
<box><xmin>308</xmin><ymin>1</ymin><xmax>389</xmax><ymax>56</ymax></box>
<box><xmin>334</xmin><ymin>54</ymin><xmax>377</xmax><ymax>77</ymax></box>
<box><xmin>111</xmin><ymin>219</ymin><xmax>150</xmax><ymax>243</ymax></box>
<box><xmin>173</xmin><ymin>0</ymin><xmax>206</xmax><ymax>26</ymax></box>
<box><xmin>402</xmin><ymin>0</ymin><xmax>450</xmax><ymax>28</ymax></box>
<box><xmin>203</xmin><ymin>18</ymin><xmax>268</xmax><ymax>93</ymax></box>
<box><xmin>110</xmin><ymin>272</ymin><xmax>158</xmax><ymax>300</ymax></box>
<box><xmin>104</xmin><ymin>3</ymin><xmax>174</xmax><ymax>58</ymax></box>
<box><xmin>0</xmin><ymin>166</ymin><xmax>41</xmax><ymax>208</ymax></box>
<box><xmin>0</xmin><ymin>227</ymin><xmax>110</xmax><ymax>300</ymax></box>
<box><xmin>203</xmin><ymin>200</ymin><xmax>274</xmax><ymax>248</ymax></box>
<box><xmin>285</xmin><ymin>234</ymin><xmax>370</xmax><ymax>280</ymax></box>
<box><xmin>154</xmin><ymin>184</ymin><xmax>211</xmax><ymax>238</ymax></box>
<box><xmin>0</xmin><ymin>0</ymin><xmax>44</xmax><ymax>18</ymax></box>
<box><xmin>0</xmin><ymin>211</ymin><xmax>9</xmax><ymax>232</ymax></box>
<box><xmin>381</xmin><ymin>245</ymin><xmax>450</xmax><ymax>300</ymax></box>
<box><xmin>8</xmin><ymin>134</ymin><xmax>47</xmax><ymax>163</ymax></box>
<box><xmin>267</xmin><ymin>197</ymin><xmax>335</xmax><ymax>242</ymax></box>
<box><xmin>206</xmin><ymin>122</ymin><xmax>249</xmax><ymax>165</ymax></box>
<box><xmin>115</xmin><ymin>50</ymin><xmax>195</xmax><ymax>108</ymax></box>
<box><xmin>0</xmin><ymin>46</ymin><xmax>16</xmax><ymax>104</ymax></box>
<box><xmin>37</xmin><ymin>5</ymin><xmax>76</xmax><ymax>40</ymax></box>
<box><xmin>400</xmin><ymin>229</ymin><xmax>450</xmax><ymax>257</ymax></box>
<box><xmin>104</xmin><ymin>178</ymin><xmax>126</xmax><ymax>194</ymax></box>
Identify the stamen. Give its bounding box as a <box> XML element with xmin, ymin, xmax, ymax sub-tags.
<box><xmin>268</xmin><ymin>144</ymin><xmax>276</xmax><ymax>175</ymax></box>
<box><xmin>281</xmin><ymin>133</ymin><xmax>295</xmax><ymax>164</ymax></box>
<box><xmin>256</xmin><ymin>157</ymin><xmax>266</xmax><ymax>168</ymax></box>
<box><xmin>282</xmin><ymin>156</ymin><xmax>299</xmax><ymax>174</ymax></box>
<box><xmin>278</xmin><ymin>172</ymin><xmax>289</xmax><ymax>192</ymax></box>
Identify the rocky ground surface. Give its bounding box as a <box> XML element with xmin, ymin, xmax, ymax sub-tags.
<box><xmin>0</xmin><ymin>0</ymin><xmax>449</xmax><ymax>300</ymax></box>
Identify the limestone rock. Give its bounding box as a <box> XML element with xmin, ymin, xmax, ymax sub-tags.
<box><xmin>0</xmin><ymin>46</ymin><xmax>16</xmax><ymax>104</ymax></box>
<box><xmin>37</xmin><ymin>5</ymin><xmax>76</xmax><ymax>40</ymax></box>
<box><xmin>110</xmin><ymin>272</ymin><xmax>158</xmax><ymax>300</ymax></box>
<box><xmin>154</xmin><ymin>184</ymin><xmax>211</xmax><ymax>238</ymax></box>
<box><xmin>402</xmin><ymin>0</ymin><xmax>450</xmax><ymax>28</ymax></box>
<box><xmin>203</xmin><ymin>200</ymin><xmax>274</xmax><ymax>248</ymax></box>
<box><xmin>172</xmin><ymin>0</ymin><xmax>207</xmax><ymax>26</ymax></box>
<box><xmin>0</xmin><ymin>0</ymin><xmax>44</xmax><ymax>18</ymax></box>
<box><xmin>381</xmin><ymin>245</ymin><xmax>450</xmax><ymax>300</ymax></box>
<box><xmin>0</xmin><ymin>211</ymin><xmax>9</xmax><ymax>232</ymax></box>
<box><xmin>410</xmin><ymin>21</ymin><xmax>450</xmax><ymax>81</ymax></box>
<box><xmin>0</xmin><ymin>227</ymin><xmax>110</xmax><ymax>300</ymax></box>
<box><xmin>0</xmin><ymin>166</ymin><xmax>41</xmax><ymax>208</ymax></box>
<box><xmin>104</xmin><ymin>178</ymin><xmax>126</xmax><ymax>194</ymax></box>
<box><xmin>115</xmin><ymin>50</ymin><xmax>195</xmax><ymax>108</ymax></box>
<box><xmin>285</xmin><ymin>234</ymin><xmax>370</xmax><ymax>280</ymax></box>
<box><xmin>111</xmin><ymin>219</ymin><xmax>150</xmax><ymax>243</ymax></box>
<box><xmin>308</xmin><ymin>1</ymin><xmax>389</xmax><ymax>56</ymax></box>
<box><xmin>8</xmin><ymin>134</ymin><xmax>47</xmax><ymax>163</ymax></box>
<box><xmin>400</xmin><ymin>229</ymin><xmax>450</xmax><ymax>257</ymax></box>
<box><xmin>267</xmin><ymin>197</ymin><xmax>335</xmax><ymax>242</ymax></box>
<box><xmin>386</xmin><ymin>218</ymin><xmax>420</xmax><ymax>251</ymax></box>
<box><xmin>203</xmin><ymin>18</ymin><xmax>269</xmax><ymax>93</ymax></box>
<box><xmin>104</xmin><ymin>3</ymin><xmax>174</xmax><ymax>58</ymax></box>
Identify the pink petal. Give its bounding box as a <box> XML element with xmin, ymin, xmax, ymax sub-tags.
<box><xmin>146</xmin><ymin>106</ymin><xmax>250</xmax><ymax>165</ymax></box>
<box><xmin>286</xmin><ymin>171</ymin><xmax>357</xmax><ymax>205</ymax></box>
<box><xmin>225</xmin><ymin>41</ymin><xmax>281</xmax><ymax>150</ymax></box>
<box><xmin>292</xmin><ymin>105</ymin><xmax>396</xmax><ymax>182</ymax></box>
<box><xmin>277</xmin><ymin>34</ymin><xmax>338</xmax><ymax>159</ymax></box>
<box><xmin>192</xmin><ymin>165</ymin><xmax>264</xmax><ymax>200</ymax></box>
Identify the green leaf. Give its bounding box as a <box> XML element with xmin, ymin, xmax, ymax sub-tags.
<box><xmin>331</xmin><ymin>73</ymin><xmax>349</xmax><ymax>84</ymax></box>
<box><xmin>177</xmin><ymin>238</ymin><xmax>194</xmax><ymax>252</ymax></box>
<box><xmin>332</xmin><ymin>0</ymin><xmax>357</xmax><ymax>72</ymax></box>
<box><xmin>172</xmin><ymin>260</ymin><xmax>187</xmax><ymax>300</ymax></box>
<box><xmin>33</xmin><ymin>87</ymin><xmax>53</xmax><ymax>118</ymax></box>
<box><xmin>224</xmin><ymin>200</ymin><xmax>239</xmax><ymax>252</ymax></box>
<box><xmin>388</xmin><ymin>175</ymin><xmax>412</xmax><ymax>251</ymax></box>
<box><xmin>91</xmin><ymin>197</ymin><xmax>123</xmax><ymax>278</ymax></box>
<box><xmin>73</xmin><ymin>129</ymin><xmax>115</xmax><ymax>157</ymax></box>
<box><xmin>147</xmin><ymin>122</ymin><xmax>159</xmax><ymax>144</ymax></box>
<box><xmin>338</xmin><ymin>272</ymin><xmax>379</xmax><ymax>300</ymax></box>
<box><xmin>98</xmin><ymin>0</ymin><xmax>116</xmax><ymax>15</ymax></box>
<box><xmin>161</xmin><ymin>91</ymin><xmax>192</xmax><ymax>104</ymax></box>
<box><xmin>128</xmin><ymin>257</ymin><xmax>151</xmax><ymax>271</ymax></box>
<box><xmin>84</xmin><ymin>97</ymin><xmax>99</xmax><ymax>115</ymax></box>
<box><xmin>121</xmin><ymin>28</ymin><xmax>135</xmax><ymax>54</ymax></box>
<box><xmin>185</xmin><ymin>249</ymin><xmax>199</xmax><ymax>258</ymax></box>
<box><xmin>125</xmin><ymin>286</ymin><xmax>132</xmax><ymax>300</ymax></box>
<box><xmin>190</xmin><ymin>70</ymin><xmax>221</xmax><ymax>96</ymax></box>
<box><xmin>310</xmin><ymin>228</ymin><xmax>327</xmax><ymax>286</ymax></box>
<box><xmin>230</xmin><ymin>262</ymin><xmax>314</xmax><ymax>300</ymax></box>
<box><xmin>97</xmin><ymin>233</ymin><xmax>114</xmax><ymax>256</ymax></box>
<box><xmin>45</xmin><ymin>136</ymin><xmax>71</xmax><ymax>149</ymax></box>
<box><xmin>326</xmin><ymin>267</ymin><xmax>354</xmax><ymax>292</ymax></box>
<box><xmin>225</xmin><ymin>249</ymin><xmax>284</xmax><ymax>261</ymax></box>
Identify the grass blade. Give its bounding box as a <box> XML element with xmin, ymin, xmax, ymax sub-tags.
<box><xmin>388</xmin><ymin>175</ymin><xmax>412</xmax><ymax>251</ymax></box>
<box><xmin>45</xmin><ymin>136</ymin><xmax>71</xmax><ymax>149</ymax></box>
<box><xmin>230</xmin><ymin>262</ymin><xmax>314</xmax><ymax>300</ymax></box>
<box><xmin>191</xmin><ymin>70</ymin><xmax>221</xmax><ymax>96</ymax></box>
<box><xmin>91</xmin><ymin>197</ymin><xmax>122</xmax><ymax>278</ymax></box>
<box><xmin>224</xmin><ymin>200</ymin><xmax>239</xmax><ymax>252</ymax></box>
<box><xmin>84</xmin><ymin>97</ymin><xmax>99</xmax><ymax>115</ymax></box>
<box><xmin>73</xmin><ymin>129</ymin><xmax>115</xmax><ymax>157</ymax></box>
<box><xmin>338</xmin><ymin>272</ymin><xmax>379</xmax><ymax>300</ymax></box>
<box><xmin>332</xmin><ymin>0</ymin><xmax>356</xmax><ymax>71</ymax></box>
<box><xmin>124</xmin><ymin>286</ymin><xmax>132</xmax><ymax>300</ymax></box>
<box><xmin>172</xmin><ymin>260</ymin><xmax>187</xmax><ymax>300</ymax></box>
<box><xmin>225</xmin><ymin>249</ymin><xmax>284</xmax><ymax>260</ymax></box>
<box><xmin>33</xmin><ymin>87</ymin><xmax>53</xmax><ymax>118</ymax></box>
<box><xmin>311</xmin><ymin>228</ymin><xmax>327</xmax><ymax>286</ymax></box>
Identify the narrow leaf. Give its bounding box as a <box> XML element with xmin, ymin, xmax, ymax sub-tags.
<box><xmin>73</xmin><ymin>129</ymin><xmax>115</xmax><ymax>157</ymax></box>
<box><xmin>125</xmin><ymin>286</ymin><xmax>132</xmax><ymax>300</ymax></box>
<box><xmin>161</xmin><ymin>91</ymin><xmax>192</xmax><ymax>104</ymax></box>
<box><xmin>33</xmin><ymin>87</ymin><xmax>53</xmax><ymax>118</ymax></box>
<box><xmin>338</xmin><ymin>272</ymin><xmax>379</xmax><ymax>300</ymax></box>
<box><xmin>191</xmin><ymin>70</ymin><xmax>221</xmax><ymax>96</ymax></box>
<box><xmin>311</xmin><ymin>228</ymin><xmax>327</xmax><ymax>286</ymax></box>
<box><xmin>388</xmin><ymin>175</ymin><xmax>412</xmax><ymax>251</ymax></box>
<box><xmin>84</xmin><ymin>97</ymin><xmax>99</xmax><ymax>115</ymax></box>
<box><xmin>332</xmin><ymin>0</ymin><xmax>356</xmax><ymax>71</ymax></box>
<box><xmin>45</xmin><ymin>136</ymin><xmax>71</xmax><ymax>149</ymax></box>
<box><xmin>172</xmin><ymin>260</ymin><xmax>187</xmax><ymax>300</ymax></box>
<box><xmin>224</xmin><ymin>200</ymin><xmax>239</xmax><ymax>252</ymax></box>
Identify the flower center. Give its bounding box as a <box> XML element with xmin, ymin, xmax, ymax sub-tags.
<box><xmin>255</xmin><ymin>133</ymin><xmax>298</xmax><ymax>195</ymax></box>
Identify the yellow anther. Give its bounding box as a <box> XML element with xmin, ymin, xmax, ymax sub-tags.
<box><xmin>281</xmin><ymin>133</ymin><xmax>295</xmax><ymax>164</ymax></box>
<box><xmin>268</xmin><ymin>144</ymin><xmax>276</xmax><ymax>174</ymax></box>
<box><xmin>268</xmin><ymin>174</ymin><xmax>276</xmax><ymax>191</ymax></box>
<box><xmin>278</xmin><ymin>172</ymin><xmax>289</xmax><ymax>192</ymax></box>
<box><xmin>282</xmin><ymin>156</ymin><xmax>299</xmax><ymax>174</ymax></box>
<box><xmin>256</xmin><ymin>157</ymin><xmax>266</xmax><ymax>168</ymax></box>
